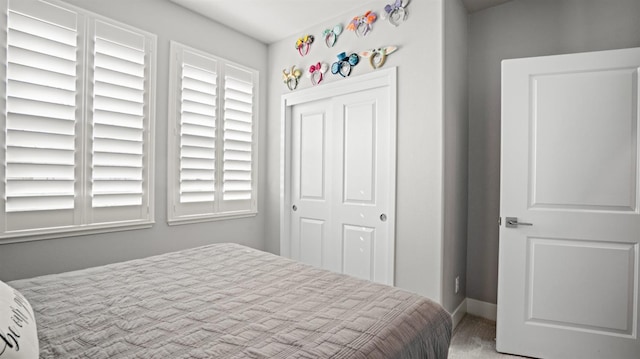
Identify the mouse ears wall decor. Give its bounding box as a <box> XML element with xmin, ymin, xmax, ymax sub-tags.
<box><xmin>382</xmin><ymin>0</ymin><xmax>409</xmax><ymax>26</ymax></box>
<box><xmin>283</xmin><ymin>66</ymin><xmax>302</xmax><ymax>90</ymax></box>
<box><xmin>307</xmin><ymin>62</ymin><xmax>328</xmax><ymax>85</ymax></box>
<box><xmin>347</xmin><ymin>11</ymin><xmax>377</xmax><ymax>37</ymax></box>
<box><xmin>331</xmin><ymin>52</ymin><xmax>359</xmax><ymax>77</ymax></box>
<box><xmin>360</xmin><ymin>46</ymin><xmax>398</xmax><ymax>69</ymax></box>
<box><xmin>295</xmin><ymin>35</ymin><xmax>314</xmax><ymax>56</ymax></box>
<box><xmin>323</xmin><ymin>24</ymin><xmax>343</xmax><ymax>48</ymax></box>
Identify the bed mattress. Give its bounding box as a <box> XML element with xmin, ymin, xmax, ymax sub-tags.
<box><xmin>9</xmin><ymin>243</ymin><xmax>452</xmax><ymax>358</ymax></box>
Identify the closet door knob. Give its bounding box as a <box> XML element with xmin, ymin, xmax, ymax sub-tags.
<box><xmin>380</xmin><ymin>213</ymin><xmax>387</xmax><ymax>222</ymax></box>
<box><xmin>292</xmin><ymin>205</ymin><xmax>298</xmax><ymax>211</ymax></box>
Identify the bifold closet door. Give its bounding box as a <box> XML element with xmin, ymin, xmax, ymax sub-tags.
<box><xmin>289</xmin><ymin>87</ymin><xmax>394</xmax><ymax>285</ymax></box>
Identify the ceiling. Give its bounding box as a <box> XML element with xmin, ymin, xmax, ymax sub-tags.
<box><xmin>169</xmin><ymin>0</ymin><xmax>513</xmax><ymax>44</ymax></box>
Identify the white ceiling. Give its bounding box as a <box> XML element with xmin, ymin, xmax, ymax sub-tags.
<box><xmin>169</xmin><ymin>0</ymin><xmax>513</xmax><ymax>44</ymax></box>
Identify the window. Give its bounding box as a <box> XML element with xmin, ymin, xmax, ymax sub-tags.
<box><xmin>0</xmin><ymin>0</ymin><xmax>156</xmax><ymax>241</ymax></box>
<box><xmin>168</xmin><ymin>42</ymin><xmax>258</xmax><ymax>224</ymax></box>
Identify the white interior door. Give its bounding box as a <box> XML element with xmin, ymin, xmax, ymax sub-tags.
<box><xmin>498</xmin><ymin>47</ymin><xmax>640</xmax><ymax>358</ymax></box>
<box><xmin>287</xmin><ymin>84</ymin><xmax>395</xmax><ymax>285</ymax></box>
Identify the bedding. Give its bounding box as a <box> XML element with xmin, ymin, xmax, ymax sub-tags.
<box><xmin>0</xmin><ymin>280</ymin><xmax>39</xmax><ymax>359</ymax></box>
<box><xmin>9</xmin><ymin>243</ymin><xmax>452</xmax><ymax>358</ymax></box>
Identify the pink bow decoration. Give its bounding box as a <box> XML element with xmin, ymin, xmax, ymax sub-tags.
<box><xmin>307</xmin><ymin>62</ymin><xmax>328</xmax><ymax>85</ymax></box>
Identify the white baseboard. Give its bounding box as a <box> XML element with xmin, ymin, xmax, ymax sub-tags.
<box><xmin>450</xmin><ymin>298</ymin><xmax>497</xmax><ymax>330</ymax></box>
<box><xmin>451</xmin><ymin>299</ymin><xmax>467</xmax><ymax>330</ymax></box>
<box><xmin>466</xmin><ymin>298</ymin><xmax>497</xmax><ymax>321</ymax></box>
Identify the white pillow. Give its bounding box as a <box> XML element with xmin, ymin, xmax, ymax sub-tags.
<box><xmin>0</xmin><ymin>281</ymin><xmax>38</xmax><ymax>359</ymax></box>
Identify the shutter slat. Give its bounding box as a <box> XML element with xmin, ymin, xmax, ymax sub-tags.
<box><xmin>8</xmin><ymin>46</ymin><xmax>76</xmax><ymax>76</ymax></box>
<box><xmin>182</xmin><ymin>88</ymin><xmax>216</xmax><ymax>105</ymax></box>
<box><xmin>181</xmin><ymin>146</ymin><xmax>215</xmax><ymax>160</ymax></box>
<box><xmin>8</xmin><ymin>79</ymin><xmax>75</xmax><ymax>106</ymax></box>
<box><xmin>8</xmin><ymin>63</ymin><xmax>76</xmax><ymax>91</ymax></box>
<box><xmin>8</xmin><ymin>28</ymin><xmax>76</xmax><ymax>61</ymax></box>
<box><xmin>94</xmin><ymin>110</ymin><xmax>143</xmax><ymax>129</ymax></box>
<box><xmin>7</xmin><ymin>113</ymin><xmax>75</xmax><ymax>135</ymax></box>
<box><xmin>95</xmin><ymin>38</ymin><xmax>144</xmax><ymax>65</ymax></box>
<box><xmin>95</xmin><ymin>52</ymin><xmax>145</xmax><ymax>78</ymax></box>
<box><xmin>95</xmin><ymin>67</ymin><xmax>144</xmax><ymax>91</ymax></box>
<box><xmin>8</xmin><ymin>11</ymin><xmax>76</xmax><ymax>46</ymax></box>
<box><xmin>181</xmin><ymin>100</ymin><xmax>216</xmax><ymax>117</ymax></box>
<box><xmin>95</xmin><ymin>81</ymin><xmax>144</xmax><ymax>103</ymax></box>
<box><xmin>94</xmin><ymin>138</ymin><xmax>143</xmax><ymax>155</ymax></box>
<box><xmin>92</xmin><ymin>166</ymin><xmax>142</xmax><ymax>180</ymax></box>
<box><xmin>94</xmin><ymin>123</ymin><xmax>143</xmax><ymax>142</ymax></box>
<box><xmin>182</xmin><ymin>76</ymin><xmax>216</xmax><ymax>94</ymax></box>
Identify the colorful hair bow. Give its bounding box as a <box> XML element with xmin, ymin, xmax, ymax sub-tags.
<box><xmin>360</xmin><ymin>46</ymin><xmax>398</xmax><ymax>69</ymax></box>
<box><xmin>347</xmin><ymin>11</ymin><xmax>377</xmax><ymax>37</ymax></box>
<box><xmin>282</xmin><ymin>66</ymin><xmax>302</xmax><ymax>90</ymax></box>
<box><xmin>382</xmin><ymin>0</ymin><xmax>408</xmax><ymax>26</ymax></box>
<box><xmin>323</xmin><ymin>24</ymin><xmax>343</xmax><ymax>48</ymax></box>
<box><xmin>295</xmin><ymin>35</ymin><xmax>314</xmax><ymax>56</ymax></box>
<box><xmin>331</xmin><ymin>52</ymin><xmax>359</xmax><ymax>78</ymax></box>
<box><xmin>307</xmin><ymin>62</ymin><xmax>328</xmax><ymax>85</ymax></box>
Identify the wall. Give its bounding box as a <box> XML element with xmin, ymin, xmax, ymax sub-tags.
<box><xmin>0</xmin><ymin>0</ymin><xmax>269</xmax><ymax>281</ymax></box>
<box><xmin>466</xmin><ymin>0</ymin><xmax>640</xmax><ymax>304</ymax></box>
<box><xmin>265</xmin><ymin>0</ymin><xmax>446</xmax><ymax>301</ymax></box>
<box><xmin>442</xmin><ymin>0</ymin><xmax>468</xmax><ymax>312</ymax></box>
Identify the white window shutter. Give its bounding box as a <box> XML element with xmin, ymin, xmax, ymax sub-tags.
<box><xmin>168</xmin><ymin>42</ymin><xmax>257</xmax><ymax>224</ymax></box>
<box><xmin>179</xmin><ymin>50</ymin><xmax>217</xmax><ymax>205</ymax></box>
<box><xmin>221</xmin><ymin>64</ymin><xmax>256</xmax><ymax>212</ymax></box>
<box><xmin>90</xmin><ymin>20</ymin><xmax>147</xmax><ymax>211</ymax></box>
<box><xmin>3</xmin><ymin>0</ymin><xmax>79</xmax><ymax>230</ymax></box>
<box><xmin>1</xmin><ymin>0</ymin><xmax>156</xmax><ymax>240</ymax></box>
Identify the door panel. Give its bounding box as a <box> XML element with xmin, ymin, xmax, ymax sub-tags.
<box><xmin>531</xmin><ymin>69</ymin><xmax>637</xmax><ymax>211</ymax></box>
<box><xmin>342</xmin><ymin>224</ymin><xmax>374</xmax><ymax>280</ymax></box>
<box><xmin>290</xmin><ymin>100</ymin><xmax>331</xmax><ymax>266</ymax></box>
<box><xmin>498</xmin><ymin>47</ymin><xmax>640</xmax><ymax>358</ymax></box>
<box><xmin>331</xmin><ymin>87</ymin><xmax>392</xmax><ymax>284</ymax></box>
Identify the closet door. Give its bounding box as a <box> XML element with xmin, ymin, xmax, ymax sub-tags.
<box><xmin>289</xmin><ymin>87</ymin><xmax>394</xmax><ymax>285</ymax></box>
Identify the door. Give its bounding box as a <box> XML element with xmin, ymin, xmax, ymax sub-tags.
<box><xmin>497</xmin><ymin>47</ymin><xmax>640</xmax><ymax>358</ymax></box>
<box><xmin>288</xmin><ymin>86</ymin><xmax>395</xmax><ymax>285</ymax></box>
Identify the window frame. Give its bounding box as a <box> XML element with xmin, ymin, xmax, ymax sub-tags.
<box><xmin>167</xmin><ymin>41</ymin><xmax>259</xmax><ymax>225</ymax></box>
<box><xmin>0</xmin><ymin>0</ymin><xmax>157</xmax><ymax>243</ymax></box>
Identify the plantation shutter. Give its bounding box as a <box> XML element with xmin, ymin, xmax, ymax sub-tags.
<box><xmin>179</xmin><ymin>50</ymin><xmax>217</xmax><ymax>205</ymax></box>
<box><xmin>221</xmin><ymin>64</ymin><xmax>255</xmax><ymax>212</ymax></box>
<box><xmin>89</xmin><ymin>20</ymin><xmax>149</xmax><ymax>222</ymax></box>
<box><xmin>3</xmin><ymin>1</ymin><xmax>79</xmax><ymax>231</ymax></box>
<box><xmin>168</xmin><ymin>42</ymin><xmax>257</xmax><ymax>224</ymax></box>
<box><xmin>1</xmin><ymin>0</ymin><xmax>156</xmax><ymax>240</ymax></box>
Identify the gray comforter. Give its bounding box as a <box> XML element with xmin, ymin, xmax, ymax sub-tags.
<box><xmin>9</xmin><ymin>243</ymin><xmax>452</xmax><ymax>358</ymax></box>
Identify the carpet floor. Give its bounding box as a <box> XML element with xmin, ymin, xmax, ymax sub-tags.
<box><xmin>448</xmin><ymin>315</ymin><xmax>526</xmax><ymax>358</ymax></box>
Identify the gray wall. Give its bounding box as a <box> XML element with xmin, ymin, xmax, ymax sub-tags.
<box><xmin>265</xmin><ymin>0</ymin><xmax>447</xmax><ymax>301</ymax></box>
<box><xmin>466</xmin><ymin>0</ymin><xmax>640</xmax><ymax>304</ymax></box>
<box><xmin>443</xmin><ymin>0</ymin><xmax>468</xmax><ymax>312</ymax></box>
<box><xmin>0</xmin><ymin>0</ymin><xmax>269</xmax><ymax>281</ymax></box>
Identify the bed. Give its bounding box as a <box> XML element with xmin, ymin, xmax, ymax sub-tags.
<box><xmin>6</xmin><ymin>243</ymin><xmax>452</xmax><ymax>358</ymax></box>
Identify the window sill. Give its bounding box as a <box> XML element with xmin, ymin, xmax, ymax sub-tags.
<box><xmin>167</xmin><ymin>211</ymin><xmax>257</xmax><ymax>226</ymax></box>
<box><xmin>0</xmin><ymin>221</ymin><xmax>154</xmax><ymax>245</ymax></box>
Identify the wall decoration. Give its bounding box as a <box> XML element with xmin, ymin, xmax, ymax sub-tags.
<box><xmin>331</xmin><ymin>52</ymin><xmax>359</xmax><ymax>77</ymax></box>
<box><xmin>382</xmin><ymin>0</ymin><xmax>409</xmax><ymax>26</ymax></box>
<box><xmin>307</xmin><ymin>62</ymin><xmax>328</xmax><ymax>85</ymax></box>
<box><xmin>347</xmin><ymin>11</ymin><xmax>377</xmax><ymax>37</ymax></box>
<box><xmin>323</xmin><ymin>24</ymin><xmax>343</xmax><ymax>47</ymax></box>
<box><xmin>295</xmin><ymin>35</ymin><xmax>314</xmax><ymax>56</ymax></box>
<box><xmin>360</xmin><ymin>46</ymin><xmax>398</xmax><ymax>69</ymax></box>
<box><xmin>282</xmin><ymin>66</ymin><xmax>302</xmax><ymax>90</ymax></box>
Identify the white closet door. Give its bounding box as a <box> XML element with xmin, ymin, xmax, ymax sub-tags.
<box><xmin>289</xmin><ymin>87</ymin><xmax>394</xmax><ymax>285</ymax></box>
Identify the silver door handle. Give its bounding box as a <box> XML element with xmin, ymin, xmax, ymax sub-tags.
<box><xmin>505</xmin><ymin>217</ymin><xmax>532</xmax><ymax>228</ymax></box>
